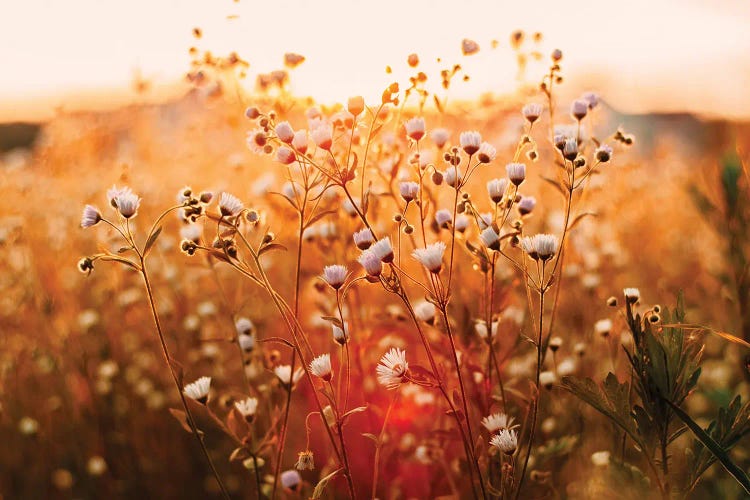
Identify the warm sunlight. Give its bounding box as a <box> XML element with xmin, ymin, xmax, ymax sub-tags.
<box><xmin>2</xmin><ymin>0</ymin><xmax>749</xmax><ymax>120</ymax></box>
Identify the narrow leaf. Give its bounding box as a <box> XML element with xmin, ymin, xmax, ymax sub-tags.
<box><xmin>665</xmin><ymin>398</ymin><xmax>750</xmax><ymax>494</ymax></box>
<box><xmin>144</xmin><ymin>226</ymin><xmax>163</xmax><ymax>256</ymax></box>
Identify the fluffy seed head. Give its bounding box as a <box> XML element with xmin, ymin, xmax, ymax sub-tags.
<box><xmin>563</xmin><ymin>138</ymin><xmax>579</xmax><ymax>161</ymax></box>
<box><xmin>595</xmin><ymin>144</ymin><xmax>613</xmax><ymax>163</ymax></box>
<box><xmin>276</xmin><ymin>146</ymin><xmax>296</xmax><ymax>165</ymax></box>
<box><xmin>274</xmin><ymin>365</ymin><xmax>303</xmax><ymax>387</ymax></box>
<box><xmin>295</xmin><ymin>450</ymin><xmax>315</xmax><ymax>471</ymax></box>
<box><xmin>235</xmin><ymin>317</ymin><xmax>254</xmax><ymax>336</ymax></box>
<box><xmin>115</xmin><ymin>192</ymin><xmax>141</xmax><ymax>219</ymax></box>
<box><xmin>292</xmin><ymin>130</ymin><xmax>308</xmax><ymax>154</ymax></box>
<box><xmin>521</xmin><ymin>234</ymin><xmax>558</xmax><ymax>261</ymax></box>
<box><xmin>412</xmin><ymin>241</ymin><xmax>447</xmax><ymax>274</ymax></box>
<box><xmin>595</xmin><ymin>319</ymin><xmax>613</xmax><ymax>337</ymax></box>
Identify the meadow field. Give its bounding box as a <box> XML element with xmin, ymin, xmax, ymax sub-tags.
<box><xmin>1</xmin><ymin>25</ymin><xmax>750</xmax><ymax>500</ymax></box>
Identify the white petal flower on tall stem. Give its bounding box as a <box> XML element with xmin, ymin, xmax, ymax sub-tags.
<box><xmin>183</xmin><ymin>376</ymin><xmax>211</xmax><ymax>404</ymax></box>
<box><xmin>376</xmin><ymin>348</ymin><xmax>408</xmax><ymax>390</ymax></box>
<box><xmin>412</xmin><ymin>242</ymin><xmax>446</xmax><ymax>274</ymax></box>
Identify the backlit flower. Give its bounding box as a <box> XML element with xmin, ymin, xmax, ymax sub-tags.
<box><xmin>274</xmin><ymin>365</ymin><xmax>304</xmax><ymax>387</ymax></box>
<box><xmin>506</xmin><ymin>163</ymin><xmax>526</xmax><ymax>186</ymax></box>
<box><xmin>183</xmin><ymin>376</ymin><xmax>211</xmax><ymax>404</ymax></box>
<box><xmin>235</xmin><ymin>317</ymin><xmax>255</xmax><ymax>336</ymax></box>
<box><xmin>322</xmin><ymin>265</ymin><xmax>348</xmax><ymax>289</ymax></box>
<box><xmin>405</xmin><ymin>117</ymin><xmax>426</xmax><ymax>142</ymax></box>
<box><xmin>370</xmin><ymin>237</ymin><xmax>394</xmax><ymax>263</ymax></box>
<box><xmin>460</xmin><ymin>131</ymin><xmax>482</xmax><ymax>155</ymax></box>
<box><xmin>431</xmin><ymin>128</ymin><xmax>450</xmax><ymax>148</ymax></box>
<box><xmin>115</xmin><ymin>191</ymin><xmax>141</xmax><ymax>219</ymax></box>
<box><xmin>311</xmin><ymin>124</ymin><xmax>333</xmax><ymax>150</ymax></box>
<box><xmin>517</xmin><ymin>196</ymin><xmax>536</xmax><ymax>216</ymax></box>
<box><xmin>480</xmin><ymin>227</ymin><xmax>500</xmax><ymax>251</ymax></box>
<box><xmin>358</xmin><ymin>249</ymin><xmax>382</xmax><ymax>277</ymax></box>
<box><xmin>482</xmin><ymin>412</ymin><xmax>518</xmax><ymax>433</ymax></box>
<box><xmin>413</xmin><ymin>300</ymin><xmax>436</xmax><ymax>324</ymax></box>
<box><xmin>295</xmin><ymin>450</ymin><xmax>315</xmax><ymax>471</ymax></box>
<box><xmin>400</xmin><ymin>181</ymin><xmax>419</xmax><ymax>203</ymax></box>
<box><xmin>571</xmin><ymin>99</ymin><xmax>588</xmax><ymax>121</ymax></box>
<box><xmin>235</xmin><ymin>397</ymin><xmax>258</xmax><ymax>422</ymax></box>
<box><xmin>490</xmin><ymin>429</ymin><xmax>518</xmax><ymax>455</ymax></box>
<box><xmin>80</xmin><ymin>205</ymin><xmax>101</xmax><ymax>228</ymax></box>
<box><xmin>353</xmin><ymin>228</ymin><xmax>375</xmax><ymax>250</ymax></box>
<box><xmin>522</xmin><ymin>103</ymin><xmax>543</xmax><ymax>123</ymax></box>
<box><xmin>219</xmin><ymin>192</ymin><xmax>243</xmax><ymax>217</ymax></box>
<box><xmin>487</xmin><ymin>178</ymin><xmax>508</xmax><ymax>204</ymax></box>
<box><xmin>412</xmin><ymin>241</ymin><xmax>446</xmax><ymax>274</ymax></box>
<box><xmin>275</xmin><ymin>121</ymin><xmax>295</xmax><ymax>143</ymax></box>
<box><xmin>435</xmin><ymin>209</ymin><xmax>453</xmax><ymax>229</ymax></box>
<box><xmin>377</xmin><ymin>348</ymin><xmax>408</xmax><ymax>390</ymax></box>
<box><xmin>477</xmin><ymin>142</ymin><xmax>496</xmax><ymax>163</ymax></box>
<box><xmin>309</xmin><ymin>354</ymin><xmax>333</xmax><ymax>381</ymax></box>
<box><xmin>521</xmin><ymin>234</ymin><xmax>558</xmax><ymax>261</ymax></box>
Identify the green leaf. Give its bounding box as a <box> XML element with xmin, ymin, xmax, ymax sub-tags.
<box><xmin>144</xmin><ymin>226</ymin><xmax>162</xmax><ymax>256</ymax></box>
<box><xmin>665</xmin><ymin>398</ymin><xmax>750</xmax><ymax>495</ymax></box>
<box><xmin>311</xmin><ymin>468</ymin><xmax>342</xmax><ymax>498</ymax></box>
<box><xmin>561</xmin><ymin>374</ymin><xmax>647</xmax><ymax>453</ymax></box>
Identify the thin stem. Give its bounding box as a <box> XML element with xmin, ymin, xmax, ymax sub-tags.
<box><xmin>372</xmin><ymin>394</ymin><xmax>398</xmax><ymax>500</ymax></box>
<box><xmin>139</xmin><ymin>258</ymin><xmax>230</xmax><ymax>500</ymax></box>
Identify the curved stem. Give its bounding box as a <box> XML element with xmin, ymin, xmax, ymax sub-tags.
<box><xmin>140</xmin><ymin>258</ymin><xmax>230</xmax><ymax>500</ymax></box>
<box><xmin>372</xmin><ymin>394</ymin><xmax>398</xmax><ymax>500</ymax></box>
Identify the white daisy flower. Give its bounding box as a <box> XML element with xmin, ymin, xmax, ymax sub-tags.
<box><xmin>435</xmin><ymin>209</ymin><xmax>453</xmax><ymax>229</ymax></box>
<box><xmin>482</xmin><ymin>412</ymin><xmax>518</xmax><ymax>433</ymax></box>
<box><xmin>460</xmin><ymin>130</ymin><xmax>482</xmax><ymax>155</ymax></box>
<box><xmin>309</xmin><ymin>353</ymin><xmax>333</xmax><ymax>381</ymax></box>
<box><xmin>487</xmin><ymin>178</ymin><xmax>508</xmax><ymax>204</ymax></box>
<box><xmin>595</xmin><ymin>318</ymin><xmax>613</xmax><ymax>337</ymax></box>
<box><xmin>522</xmin><ymin>103</ymin><xmax>543</xmax><ymax>123</ymax></box>
<box><xmin>404</xmin><ymin>117</ymin><xmax>426</xmax><ymax>142</ymax></box>
<box><xmin>280</xmin><ymin>469</ymin><xmax>302</xmax><ymax>490</ymax></box>
<box><xmin>292</xmin><ymin>130</ymin><xmax>308</xmax><ymax>154</ymax></box>
<box><xmin>480</xmin><ymin>227</ymin><xmax>500</xmax><ymax>251</ymax></box>
<box><xmin>275</xmin><ymin>121</ymin><xmax>295</xmax><ymax>144</ymax></box>
<box><xmin>274</xmin><ymin>365</ymin><xmax>303</xmax><ymax>387</ymax></box>
<box><xmin>80</xmin><ymin>205</ymin><xmax>101</xmax><ymax>228</ymax></box>
<box><xmin>520</xmin><ymin>234</ymin><xmax>558</xmax><ymax>261</ymax></box>
<box><xmin>506</xmin><ymin>162</ymin><xmax>526</xmax><ymax>186</ymax></box>
<box><xmin>234</xmin><ymin>397</ymin><xmax>258</xmax><ymax>422</ymax></box>
<box><xmin>413</xmin><ymin>300</ymin><xmax>436</xmax><ymax>324</ymax></box>
<box><xmin>183</xmin><ymin>376</ymin><xmax>211</xmax><ymax>404</ymax></box>
<box><xmin>235</xmin><ymin>317</ymin><xmax>255</xmax><ymax>336</ymax></box>
<box><xmin>353</xmin><ymin>228</ymin><xmax>375</xmax><ymax>250</ymax></box>
<box><xmin>570</xmin><ymin>99</ymin><xmax>589</xmax><ymax>120</ymax></box>
<box><xmin>376</xmin><ymin>348</ymin><xmax>408</xmax><ymax>390</ymax></box>
<box><xmin>624</xmin><ymin>287</ymin><xmax>640</xmax><ymax>304</ymax></box>
<box><xmin>477</xmin><ymin>142</ymin><xmax>497</xmax><ymax>164</ymax></box>
<box><xmin>219</xmin><ymin>192</ymin><xmax>244</xmax><ymax>217</ymax></box>
<box><xmin>399</xmin><ymin>181</ymin><xmax>419</xmax><ymax>203</ymax></box>
<box><xmin>322</xmin><ymin>265</ymin><xmax>348</xmax><ymax>290</ymax></box>
<box><xmin>115</xmin><ymin>191</ymin><xmax>141</xmax><ymax>219</ymax></box>
<box><xmin>370</xmin><ymin>237</ymin><xmax>394</xmax><ymax>263</ymax></box>
<box><xmin>431</xmin><ymin>128</ymin><xmax>450</xmax><ymax>148</ymax></box>
<box><xmin>358</xmin><ymin>249</ymin><xmax>382</xmax><ymax>277</ymax></box>
<box><xmin>490</xmin><ymin>429</ymin><xmax>518</xmax><ymax>455</ymax></box>
<box><xmin>517</xmin><ymin>196</ymin><xmax>536</xmax><ymax>216</ymax></box>
<box><xmin>412</xmin><ymin>242</ymin><xmax>446</xmax><ymax>274</ymax></box>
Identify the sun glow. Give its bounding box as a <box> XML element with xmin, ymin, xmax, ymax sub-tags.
<box><xmin>1</xmin><ymin>0</ymin><xmax>749</xmax><ymax>120</ymax></box>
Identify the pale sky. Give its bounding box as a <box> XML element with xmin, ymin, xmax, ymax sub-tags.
<box><xmin>1</xmin><ymin>0</ymin><xmax>749</xmax><ymax>121</ymax></box>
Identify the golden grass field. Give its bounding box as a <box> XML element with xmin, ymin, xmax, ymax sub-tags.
<box><xmin>1</xmin><ymin>37</ymin><xmax>750</xmax><ymax>500</ymax></box>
